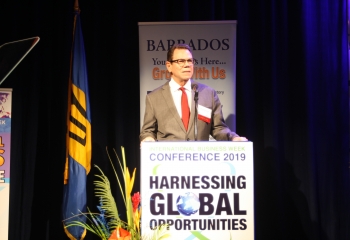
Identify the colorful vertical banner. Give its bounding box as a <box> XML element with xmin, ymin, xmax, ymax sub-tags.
<box><xmin>62</xmin><ymin>6</ymin><xmax>92</xmax><ymax>240</ymax></box>
<box><xmin>138</xmin><ymin>21</ymin><xmax>237</xmax><ymax>131</ymax></box>
<box><xmin>0</xmin><ymin>88</ymin><xmax>12</xmax><ymax>240</ymax></box>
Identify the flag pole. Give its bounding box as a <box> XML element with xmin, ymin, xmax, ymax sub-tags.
<box><xmin>74</xmin><ymin>0</ymin><xmax>80</xmax><ymax>12</ymax></box>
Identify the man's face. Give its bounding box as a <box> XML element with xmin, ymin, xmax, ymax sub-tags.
<box><xmin>166</xmin><ymin>49</ymin><xmax>193</xmax><ymax>86</ymax></box>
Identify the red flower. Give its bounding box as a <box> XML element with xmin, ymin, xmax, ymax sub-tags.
<box><xmin>109</xmin><ymin>228</ymin><xmax>131</xmax><ymax>240</ymax></box>
<box><xmin>131</xmin><ymin>192</ymin><xmax>140</xmax><ymax>212</ymax></box>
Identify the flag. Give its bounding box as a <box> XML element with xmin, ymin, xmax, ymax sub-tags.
<box><xmin>62</xmin><ymin>4</ymin><xmax>91</xmax><ymax>240</ymax></box>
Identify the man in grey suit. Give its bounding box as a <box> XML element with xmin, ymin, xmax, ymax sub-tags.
<box><xmin>140</xmin><ymin>44</ymin><xmax>247</xmax><ymax>142</ymax></box>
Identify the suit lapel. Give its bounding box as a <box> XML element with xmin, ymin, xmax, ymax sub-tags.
<box><xmin>162</xmin><ymin>82</ymin><xmax>187</xmax><ymax>132</ymax></box>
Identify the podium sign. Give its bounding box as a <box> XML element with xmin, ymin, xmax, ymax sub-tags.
<box><xmin>141</xmin><ymin>141</ymin><xmax>254</xmax><ymax>239</ymax></box>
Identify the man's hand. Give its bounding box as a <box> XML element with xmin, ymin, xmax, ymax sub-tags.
<box><xmin>232</xmin><ymin>136</ymin><xmax>248</xmax><ymax>141</ymax></box>
<box><xmin>140</xmin><ymin>137</ymin><xmax>156</xmax><ymax>146</ymax></box>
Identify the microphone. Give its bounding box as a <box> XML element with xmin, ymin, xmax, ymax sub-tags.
<box><xmin>192</xmin><ymin>84</ymin><xmax>198</xmax><ymax>101</ymax></box>
<box><xmin>192</xmin><ymin>84</ymin><xmax>199</xmax><ymax>141</ymax></box>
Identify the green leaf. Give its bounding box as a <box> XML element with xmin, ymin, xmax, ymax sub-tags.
<box><xmin>190</xmin><ymin>231</ymin><xmax>210</xmax><ymax>240</ymax></box>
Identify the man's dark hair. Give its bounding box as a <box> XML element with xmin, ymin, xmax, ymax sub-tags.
<box><xmin>167</xmin><ymin>44</ymin><xmax>193</xmax><ymax>62</ymax></box>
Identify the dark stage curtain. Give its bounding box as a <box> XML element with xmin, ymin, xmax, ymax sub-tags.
<box><xmin>0</xmin><ymin>0</ymin><xmax>348</xmax><ymax>239</ymax></box>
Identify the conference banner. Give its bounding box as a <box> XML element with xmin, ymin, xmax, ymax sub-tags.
<box><xmin>141</xmin><ymin>141</ymin><xmax>254</xmax><ymax>239</ymax></box>
<box><xmin>0</xmin><ymin>88</ymin><xmax>12</xmax><ymax>240</ymax></box>
<box><xmin>138</xmin><ymin>21</ymin><xmax>238</xmax><ymax>131</ymax></box>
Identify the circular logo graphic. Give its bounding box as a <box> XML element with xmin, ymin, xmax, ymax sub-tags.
<box><xmin>176</xmin><ymin>192</ymin><xmax>200</xmax><ymax>216</ymax></box>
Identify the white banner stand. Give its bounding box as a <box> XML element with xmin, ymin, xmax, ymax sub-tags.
<box><xmin>138</xmin><ymin>21</ymin><xmax>238</xmax><ymax>131</ymax></box>
<box><xmin>0</xmin><ymin>37</ymin><xmax>39</xmax><ymax>240</ymax></box>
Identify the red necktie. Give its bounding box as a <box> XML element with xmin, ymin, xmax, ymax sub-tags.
<box><xmin>180</xmin><ymin>87</ymin><xmax>190</xmax><ymax>130</ymax></box>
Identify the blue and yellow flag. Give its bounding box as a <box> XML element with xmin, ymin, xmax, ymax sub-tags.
<box><xmin>62</xmin><ymin>4</ymin><xmax>91</xmax><ymax>240</ymax></box>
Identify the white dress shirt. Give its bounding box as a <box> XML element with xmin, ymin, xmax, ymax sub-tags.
<box><xmin>169</xmin><ymin>78</ymin><xmax>192</xmax><ymax>118</ymax></box>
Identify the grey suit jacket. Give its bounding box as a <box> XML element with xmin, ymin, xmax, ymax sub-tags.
<box><xmin>140</xmin><ymin>80</ymin><xmax>238</xmax><ymax>141</ymax></box>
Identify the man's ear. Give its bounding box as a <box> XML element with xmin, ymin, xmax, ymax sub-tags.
<box><xmin>166</xmin><ymin>61</ymin><xmax>172</xmax><ymax>73</ymax></box>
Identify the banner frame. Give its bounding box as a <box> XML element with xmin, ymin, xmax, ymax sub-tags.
<box><xmin>138</xmin><ymin>20</ymin><xmax>238</xmax><ymax>132</ymax></box>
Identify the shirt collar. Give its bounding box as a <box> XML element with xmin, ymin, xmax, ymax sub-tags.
<box><xmin>169</xmin><ymin>78</ymin><xmax>192</xmax><ymax>92</ymax></box>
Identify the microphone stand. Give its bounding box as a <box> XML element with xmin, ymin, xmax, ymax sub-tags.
<box><xmin>193</xmin><ymin>85</ymin><xmax>199</xmax><ymax>141</ymax></box>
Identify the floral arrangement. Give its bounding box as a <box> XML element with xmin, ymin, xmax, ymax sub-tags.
<box><xmin>64</xmin><ymin>147</ymin><xmax>170</xmax><ymax>240</ymax></box>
